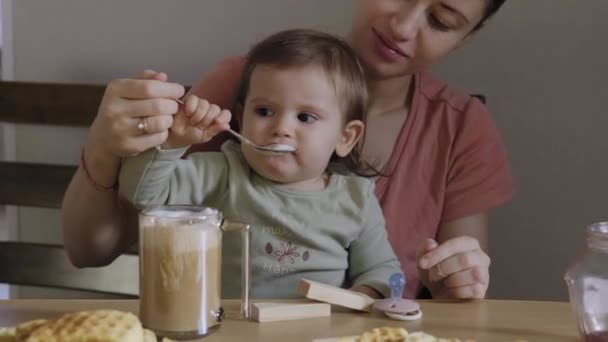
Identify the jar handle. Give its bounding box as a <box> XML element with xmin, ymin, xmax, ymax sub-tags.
<box><xmin>221</xmin><ymin>220</ymin><xmax>251</xmax><ymax>320</ymax></box>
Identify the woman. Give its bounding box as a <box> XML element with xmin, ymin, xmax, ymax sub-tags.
<box><xmin>62</xmin><ymin>0</ymin><xmax>513</xmax><ymax>299</ymax></box>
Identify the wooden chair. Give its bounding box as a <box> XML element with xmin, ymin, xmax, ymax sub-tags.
<box><xmin>0</xmin><ymin>242</ymin><xmax>138</xmax><ymax>297</ymax></box>
<box><xmin>0</xmin><ymin>81</ymin><xmax>103</xmax><ymax>208</ymax></box>
<box><xmin>0</xmin><ymin>81</ymin><xmax>138</xmax><ymax>298</ymax></box>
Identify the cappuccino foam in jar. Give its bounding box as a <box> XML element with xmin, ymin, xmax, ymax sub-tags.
<box><xmin>139</xmin><ymin>209</ymin><xmax>222</xmax><ymax>337</ymax></box>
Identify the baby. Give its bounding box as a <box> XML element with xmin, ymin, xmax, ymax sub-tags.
<box><xmin>119</xmin><ymin>29</ymin><xmax>401</xmax><ymax>299</ymax></box>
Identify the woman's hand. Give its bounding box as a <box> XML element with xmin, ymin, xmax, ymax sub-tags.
<box><xmin>86</xmin><ymin>70</ymin><xmax>185</xmax><ymax>159</ymax></box>
<box><xmin>416</xmin><ymin>236</ymin><xmax>490</xmax><ymax>299</ymax></box>
<box><xmin>163</xmin><ymin>96</ymin><xmax>232</xmax><ymax>149</ymax></box>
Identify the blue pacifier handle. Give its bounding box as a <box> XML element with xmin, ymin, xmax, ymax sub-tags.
<box><xmin>389</xmin><ymin>272</ymin><xmax>406</xmax><ymax>299</ymax></box>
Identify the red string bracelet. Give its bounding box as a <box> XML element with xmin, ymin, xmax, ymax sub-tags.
<box><xmin>80</xmin><ymin>148</ymin><xmax>118</xmax><ymax>191</ymax></box>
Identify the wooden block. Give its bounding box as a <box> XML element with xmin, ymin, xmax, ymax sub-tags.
<box><xmin>298</xmin><ymin>279</ymin><xmax>375</xmax><ymax>312</ymax></box>
<box><xmin>252</xmin><ymin>302</ymin><xmax>331</xmax><ymax>323</ymax></box>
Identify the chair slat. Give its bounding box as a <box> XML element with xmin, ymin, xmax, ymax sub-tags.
<box><xmin>0</xmin><ymin>81</ymin><xmax>105</xmax><ymax>127</ymax></box>
<box><xmin>0</xmin><ymin>242</ymin><xmax>138</xmax><ymax>297</ymax></box>
<box><xmin>0</xmin><ymin>81</ymin><xmax>142</xmax><ymax>298</ymax></box>
<box><xmin>0</xmin><ymin>161</ymin><xmax>76</xmax><ymax>209</ymax></box>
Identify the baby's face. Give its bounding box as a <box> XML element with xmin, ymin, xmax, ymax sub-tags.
<box><xmin>240</xmin><ymin>64</ymin><xmax>346</xmax><ymax>188</ymax></box>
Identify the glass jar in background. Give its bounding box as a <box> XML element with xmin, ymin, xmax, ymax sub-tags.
<box><xmin>565</xmin><ymin>222</ymin><xmax>608</xmax><ymax>341</ymax></box>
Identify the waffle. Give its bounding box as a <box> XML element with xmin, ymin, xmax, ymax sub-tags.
<box><xmin>406</xmin><ymin>331</ymin><xmax>472</xmax><ymax>342</ymax></box>
<box><xmin>143</xmin><ymin>329</ymin><xmax>157</xmax><ymax>342</ymax></box>
<box><xmin>1</xmin><ymin>319</ymin><xmax>54</xmax><ymax>342</ymax></box>
<box><xmin>358</xmin><ymin>327</ymin><xmax>409</xmax><ymax>342</ymax></box>
<box><xmin>355</xmin><ymin>327</ymin><xmax>474</xmax><ymax>342</ymax></box>
<box><xmin>15</xmin><ymin>320</ymin><xmax>48</xmax><ymax>341</ymax></box>
<box><xmin>0</xmin><ymin>309</ymin><xmax>191</xmax><ymax>342</ymax></box>
<box><xmin>18</xmin><ymin>310</ymin><xmax>143</xmax><ymax>342</ymax></box>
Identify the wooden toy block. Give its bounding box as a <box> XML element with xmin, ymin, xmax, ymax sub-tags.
<box><xmin>298</xmin><ymin>279</ymin><xmax>375</xmax><ymax>312</ymax></box>
<box><xmin>252</xmin><ymin>302</ymin><xmax>331</xmax><ymax>323</ymax></box>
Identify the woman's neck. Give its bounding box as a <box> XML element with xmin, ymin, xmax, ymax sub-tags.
<box><xmin>367</xmin><ymin>74</ymin><xmax>413</xmax><ymax>117</ymax></box>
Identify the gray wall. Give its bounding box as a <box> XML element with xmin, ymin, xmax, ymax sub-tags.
<box><xmin>434</xmin><ymin>0</ymin><xmax>608</xmax><ymax>300</ymax></box>
<box><xmin>6</xmin><ymin>0</ymin><xmax>607</xmax><ymax>300</ymax></box>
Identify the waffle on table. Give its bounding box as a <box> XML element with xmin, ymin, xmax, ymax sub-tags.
<box><xmin>0</xmin><ymin>309</ymin><xmax>166</xmax><ymax>342</ymax></box>
<box><xmin>355</xmin><ymin>327</ymin><xmax>475</xmax><ymax>342</ymax></box>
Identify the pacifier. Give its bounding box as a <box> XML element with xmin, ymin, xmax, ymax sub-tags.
<box><xmin>373</xmin><ymin>273</ymin><xmax>422</xmax><ymax>321</ymax></box>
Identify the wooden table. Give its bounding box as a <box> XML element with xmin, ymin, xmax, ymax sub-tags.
<box><xmin>0</xmin><ymin>299</ymin><xmax>579</xmax><ymax>341</ymax></box>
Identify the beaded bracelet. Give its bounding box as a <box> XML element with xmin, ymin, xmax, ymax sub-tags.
<box><xmin>80</xmin><ymin>148</ymin><xmax>118</xmax><ymax>191</ymax></box>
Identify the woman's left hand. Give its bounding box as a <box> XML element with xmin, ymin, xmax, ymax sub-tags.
<box><xmin>416</xmin><ymin>236</ymin><xmax>490</xmax><ymax>299</ymax></box>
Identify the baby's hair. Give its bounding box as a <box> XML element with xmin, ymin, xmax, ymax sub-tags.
<box><xmin>233</xmin><ymin>29</ymin><xmax>379</xmax><ymax>177</ymax></box>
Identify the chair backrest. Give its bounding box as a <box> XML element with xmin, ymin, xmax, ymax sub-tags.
<box><xmin>0</xmin><ymin>242</ymin><xmax>138</xmax><ymax>297</ymax></box>
<box><xmin>0</xmin><ymin>81</ymin><xmax>104</xmax><ymax>208</ymax></box>
<box><xmin>0</xmin><ymin>81</ymin><xmax>138</xmax><ymax>297</ymax></box>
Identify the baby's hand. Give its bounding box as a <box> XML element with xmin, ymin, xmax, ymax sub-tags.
<box><xmin>163</xmin><ymin>95</ymin><xmax>231</xmax><ymax>149</ymax></box>
<box><xmin>350</xmin><ymin>285</ymin><xmax>383</xmax><ymax>299</ymax></box>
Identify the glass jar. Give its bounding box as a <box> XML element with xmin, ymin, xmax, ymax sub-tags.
<box><xmin>565</xmin><ymin>222</ymin><xmax>608</xmax><ymax>341</ymax></box>
<box><xmin>139</xmin><ymin>205</ymin><xmax>252</xmax><ymax>340</ymax></box>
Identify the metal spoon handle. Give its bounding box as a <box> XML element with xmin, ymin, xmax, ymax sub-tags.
<box><xmin>176</xmin><ymin>98</ymin><xmax>287</xmax><ymax>153</ymax></box>
<box><xmin>226</xmin><ymin>129</ymin><xmax>255</xmax><ymax>147</ymax></box>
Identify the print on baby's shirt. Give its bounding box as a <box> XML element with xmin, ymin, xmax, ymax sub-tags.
<box><xmin>260</xmin><ymin>223</ymin><xmax>311</xmax><ymax>277</ymax></box>
<box><xmin>262</xmin><ymin>240</ymin><xmax>310</xmax><ymax>276</ymax></box>
<box><xmin>265</xmin><ymin>241</ymin><xmax>310</xmax><ymax>263</ymax></box>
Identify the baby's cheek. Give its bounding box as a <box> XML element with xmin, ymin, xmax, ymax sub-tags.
<box><xmin>298</xmin><ymin>150</ymin><xmax>330</xmax><ymax>173</ymax></box>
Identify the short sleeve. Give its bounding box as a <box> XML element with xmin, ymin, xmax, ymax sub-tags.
<box><xmin>442</xmin><ymin>98</ymin><xmax>515</xmax><ymax>221</ymax></box>
<box><xmin>186</xmin><ymin>56</ymin><xmax>246</xmax><ymax>154</ymax></box>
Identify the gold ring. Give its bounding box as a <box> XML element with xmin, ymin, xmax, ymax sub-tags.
<box><xmin>138</xmin><ymin>117</ymin><xmax>148</xmax><ymax>134</ymax></box>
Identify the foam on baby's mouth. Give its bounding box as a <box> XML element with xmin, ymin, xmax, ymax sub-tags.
<box><xmin>261</xmin><ymin>144</ymin><xmax>296</xmax><ymax>153</ymax></box>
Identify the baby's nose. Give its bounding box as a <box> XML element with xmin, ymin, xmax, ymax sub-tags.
<box><xmin>271</xmin><ymin>116</ymin><xmax>294</xmax><ymax>137</ymax></box>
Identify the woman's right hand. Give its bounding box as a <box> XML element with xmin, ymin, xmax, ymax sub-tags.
<box><xmin>416</xmin><ymin>237</ymin><xmax>490</xmax><ymax>299</ymax></box>
<box><xmin>86</xmin><ymin>69</ymin><xmax>185</xmax><ymax>159</ymax></box>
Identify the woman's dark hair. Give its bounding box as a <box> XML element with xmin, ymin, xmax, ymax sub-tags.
<box><xmin>233</xmin><ymin>29</ymin><xmax>378</xmax><ymax>177</ymax></box>
<box><xmin>473</xmin><ymin>0</ymin><xmax>507</xmax><ymax>31</ymax></box>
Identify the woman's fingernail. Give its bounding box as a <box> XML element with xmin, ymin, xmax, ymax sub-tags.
<box><xmin>419</xmin><ymin>259</ymin><xmax>429</xmax><ymax>269</ymax></box>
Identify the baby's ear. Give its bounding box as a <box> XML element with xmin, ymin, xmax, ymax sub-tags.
<box><xmin>336</xmin><ymin>120</ymin><xmax>365</xmax><ymax>157</ymax></box>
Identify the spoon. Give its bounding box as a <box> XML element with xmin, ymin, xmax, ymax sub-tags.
<box><xmin>225</xmin><ymin>129</ymin><xmax>295</xmax><ymax>153</ymax></box>
<box><xmin>175</xmin><ymin>98</ymin><xmax>294</xmax><ymax>153</ymax></box>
